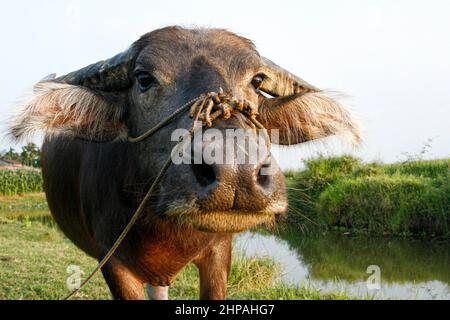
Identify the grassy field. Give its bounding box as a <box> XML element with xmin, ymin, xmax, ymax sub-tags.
<box><xmin>286</xmin><ymin>156</ymin><xmax>450</xmax><ymax>238</ymax></box>
<box><xmin>0</xmin><ymin>193</ymin><xmax>353</xmax><ymax>300</ymax></box>
<box><xmin>4</xmin><ymin>156</ymin><xmax>446</xmax><ymax>299</ymax></box>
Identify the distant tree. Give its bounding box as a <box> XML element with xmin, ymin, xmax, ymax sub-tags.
<box><xmin>2</xmin><ymin>147</ymin><xmax>21</xmax><ymax>162</ymax></box>
<box><xmin>0</xmin><ymin>144</ymin><xmax>41</xmax><ymax>167</ymax></box>
<box><xmin>20</xmin><ymin>143</ymin><xmax>41</xmax><ymax>167</ymax></box>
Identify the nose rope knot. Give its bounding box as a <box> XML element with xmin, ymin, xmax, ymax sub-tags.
<box><xmin>127</xmin><ymin>89</ymin><xmax>268</xmax><ymax>144</ymax></box>
<box><xmin>189</xmin><ymin>89</ymin><xmax>263</xmax><ymax>130</ymax></box>
<box><xmin>63</xmin><ymin>90</ymin><xmax>270</xmax><ymax>300</ymax></box>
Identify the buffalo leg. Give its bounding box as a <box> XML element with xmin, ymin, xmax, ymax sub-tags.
<box><xmin>146</xmin><ymin>285</ymin><xmax>169</xmax><ymax>300</ymax></box>
<box><xmin>101</xmin><ymin>258</ymin><xmax>145</xmax><ymax>300</ymax></box>
<box><xmin>193</xmin><ymin>235</ymin><xmax>232</xmax><ymax>300</ymax></box>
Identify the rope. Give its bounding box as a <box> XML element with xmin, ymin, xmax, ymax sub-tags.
<box><xmin>127</xmin><ymin>97</ymin><xmax>200</xmax><ymax>143</ymax></box>
<box><xmin>63</xmin><ymin>91</ymin><xmax>268</xmax><ymax>299</ymax></box>
<box><xmin>63</xmin><ymin>155</ymin><xmax>173</xmax><ymax>300</ymax></box>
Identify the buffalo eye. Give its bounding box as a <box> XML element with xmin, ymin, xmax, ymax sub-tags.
<box><xmin>251</xmin><ymin>74</ymin><xmax>266</xmax><ymax>90</ymax></box>
<box><xmin>135</xmin><ymin>71</ymin><xmax>157</xmax><ymax>92</ymax></box>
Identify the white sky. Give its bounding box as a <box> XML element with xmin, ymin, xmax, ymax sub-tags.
<box><xmin>0</xmin><ymin>0</ymin><xmax>449</xmax><ymax>169</ymax></box>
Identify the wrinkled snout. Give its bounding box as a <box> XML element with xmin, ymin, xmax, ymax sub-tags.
<box><xmin>160</xmin><ymin>118</ymin><xmax>287</xmax><ymax>232</ymax></box>
<box><xmin>190</xmin><ymin>139</ymin><xmax>277</xmax><ymax>212</ymax></box>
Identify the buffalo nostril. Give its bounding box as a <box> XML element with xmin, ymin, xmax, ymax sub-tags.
<box><xmin>191</xmin><ymin>162</ymin><xmax>216</xmax><ymax>187</ymax></box>
<box><xmin>256</xmin><ymin>156</ymin><xmax>272</xmax><ymax>187</ymax></box>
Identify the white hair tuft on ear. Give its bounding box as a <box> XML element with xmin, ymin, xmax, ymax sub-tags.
<box><xmin>258</xmin><ymin>91</ymin><xmax>362</xmax><ymax>146</ymax></box>
<box><xmin>10</xmin><ymin>82</ymin><xmax>126</xmax><ymax>142</ymax></box>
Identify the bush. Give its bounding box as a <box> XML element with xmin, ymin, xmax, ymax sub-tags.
<box><xmin>286</xmin><ymin>156</ymin><xmax>450</xmax><ymax>237</ymax></box>
<box><xmin>286</xmin><ymin>155</ymin><xmax>361</xmax><ymax>220</ymax></box>
<box><xmin>0</xmin><ymin>169</ymin><xmax>43</xmax><ymax>196</ymax></box>
<box><xmin>317</xmin><ymin>174</ymin><xmax>449</xmax><ymax>236</ymax></box>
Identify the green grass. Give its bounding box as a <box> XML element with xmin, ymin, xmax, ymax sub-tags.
<box><xmin>318</xmin><ymin>174</ymin><xmax>448</xmax><ymax>236</ymax></box>
<box><xmin>0</xmin><ymin>193</ymin><xmax>354</xmax><ymax>300</ymax></box>
<box><xmin>286</xmin><ymin>156</ymin><xmax>450</xmax><ymax>238</ymax></box>
<box><xmin>0</xmin><ymin>169</ymin><xmax>43</xmax><ymax>196</ymax></box>
<box><xmin>0</xmin><ymin>193</ymin><xmax>49</xmax><ymax>220</ymax></box>
<box><xmin>384</xmin><ymin>159</ymin><xmax>450</xmax><ymax>179</ymax></box>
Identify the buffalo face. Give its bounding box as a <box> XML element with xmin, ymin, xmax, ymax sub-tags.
<box><xmin>11</xmin><ymin>27</ymin><xmax>360</xmax><ymax>233</ymax></box>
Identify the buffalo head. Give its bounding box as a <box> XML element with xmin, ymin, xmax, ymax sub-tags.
<box><xmin>11</xmin><ymin>26</ymin><xmax>360</xmax><ymax>233</ymax></box>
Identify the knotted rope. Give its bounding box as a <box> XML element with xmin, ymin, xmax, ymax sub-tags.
<box><xmin>63</xmin><ymin>90</ymin><xmax>269</xmax><ymax>299</ymax></box>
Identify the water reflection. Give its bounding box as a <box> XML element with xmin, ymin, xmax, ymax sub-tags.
<box><xmin>235</xmin><ymin>229</ymin><xmax>450</xmax><ymax>299</ymax></box>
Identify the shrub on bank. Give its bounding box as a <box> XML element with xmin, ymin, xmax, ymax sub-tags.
<box><xmin>317</xmin><ymin>174</ymin><xmax>448</xmax><ymax>236</ymax></box>
<box><xmin>287</xmin><ymin>156</ymin><xmax>449</xmax><ymax>237</ymax></box>
<box><xmin>384</xmin><ymin>159</ymin><xmax>450</xmax><ymax>179</ymax></box>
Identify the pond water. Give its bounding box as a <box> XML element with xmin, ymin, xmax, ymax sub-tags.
<box><xmin>235</xmin><ymin>229</ymin><xmax>450</xmax><ymax>300</ymax></box>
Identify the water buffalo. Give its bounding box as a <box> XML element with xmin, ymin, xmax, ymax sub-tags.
<box><xmin>10</xmin><ymin>26</ymin><xmax>360</xmax><ymax>300</ymax></box>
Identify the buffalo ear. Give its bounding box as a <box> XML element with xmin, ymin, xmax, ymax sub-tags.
<box><xmin>257</xmin><ymin>92</ymin><xmax>361</xmax><ymax>145</ymax></box>
<box><xmin>10</xmin><ymin>81</ymin><xmax>127</xmax><ymax>142</ymax></box>
<box><xmin>10</xmin><ymin>48</ymin><xmax>136</xmax><ymax>142</ymax></box>
<box><xmin>256</xmin><ymin>57</ymin><xmax>361</xmax><ymax>145</ymax></box>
